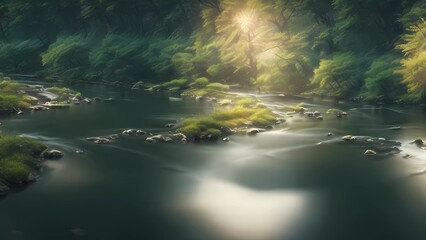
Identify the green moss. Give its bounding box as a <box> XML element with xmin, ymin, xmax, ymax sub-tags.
<box><xmin>161</xmin><ymin>79</ymin><xmax>188</xmax><ymax>90</ymax></box>
<box><xmin>189</xmin><ymin>77</ymin><xmax>209</xmax><ymax>88</ymax></box>
<box><xmin>177</xmin><ymin>105</ymin><xmax>276</xmax><ymax>140</ymax></box>
<box><xmin>249</xmin><ymin>109</ymin><xmax>277</xmax><ymax>126</ymax></box>
<box><xmin>0</xmin><ymin>136</ymin><xmax>47</xmax><ymax>158</ymax></box>
<box><xmin>235</xmin><ymin>97</ymin><xmax>257</xmax><ymax>107</ymax></box>
<box><xmin>0</xmin><ymin>161</ymin><xmax>30</xmax><ymax>185</ymax></box>
<box><xmin>206</xmin><ymin>83</ymin><xmax>229</xmax><ymax>91</ymax></box>
<box><xmin>4</xmin><ymin>153</ymin><xmax>39</xmax><ymax>170</ymax></box>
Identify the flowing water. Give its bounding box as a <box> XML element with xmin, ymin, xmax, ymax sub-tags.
<box><xmin>1</xmin><ymin>85</ymin><xmax>426</xmax><ymax>240</ymax></box>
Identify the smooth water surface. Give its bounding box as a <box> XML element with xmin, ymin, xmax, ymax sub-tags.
<box><xmin>1</xmin><ymin>85</ymin><xmax>426</xmax><ymax>240</ymax></box>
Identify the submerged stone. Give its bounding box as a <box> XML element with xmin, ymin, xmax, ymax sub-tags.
<box><xmin>364</xmin><ymin>150</ymin><xmax>377</xmax><ymax>155</ymax></box>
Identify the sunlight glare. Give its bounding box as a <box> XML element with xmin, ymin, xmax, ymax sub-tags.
<box><xmin>236</xmin><ymin>11</ymin><xmax>256</xmax><ymax>32</ymax></box>
<box><xmin>184</xmin><ymin>179</ymin><xmax>309</xmax><ymax>240</ymax></box>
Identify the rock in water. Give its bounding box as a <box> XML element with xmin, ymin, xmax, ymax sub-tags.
<box><xmin>364</xmin><ymin>150</ymin><xmax>377</xmax><ymax>155</ymax></box>
<box><xmin>122</xmin><ymin>129</ymin><xmax>146</xmax><ymax>135</ymax></box>
<box><xmin>246</xmin><ymin>128</ymin><xmax>266</xmax><ymax>135</ymax></box>
<box><xmin>40</xmin><ymin>149</ymin><xmax>64</xmax><ymax>159</ymax></box>
<box><xmin>388</xmin><ymin>126</ymin><xmax>402</xmax><ymax>130</ymax></box>
<box><xmin>342</xmin><ymin>135</ymin><xmax>356</xmax><ymax>141</ymax></box>
<box><xmin>412</xmin><ymin>139</ymin><xmax>424</xmax><ymax>146</ymax></box>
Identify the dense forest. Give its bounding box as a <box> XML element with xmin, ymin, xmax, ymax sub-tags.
<box><xmin>0</xmin><ymin>0</ymin><xmax>425</xmax><ymax>102</ymax></box>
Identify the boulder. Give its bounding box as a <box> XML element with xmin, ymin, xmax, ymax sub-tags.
<box><xmin>29</xmin><ymin>105</ymin><xmax>49</xmax><ymax>111</ymax></box>
<box><xmin>26</xmin><ymin>173</ymin><xmax>37</xmax><ymax>183</ymax></box>
<box><xmin>314</xmin><ymin>111</ymin><xmax>321</xmax><ymax>116</ymax></box>
<box><xmin>305</xmin><ymin>112</ymin><xmax>314</xmax><ymax>117</ymax></box>
<box><xmin>317</xmin><ymin>116</ymin><xmax>324</xmax><ymax>120</ymax></box>
<box><xmin>342</xmin><ymin>135</ymin><xmax>356</xmax><ymax>141</ymax></box>
<box><xmin>170</xmin><ymin>133</ymin><xmax>188</xmax><ymax>143</ymax></box>
<box><xmin>412</xmin><ymin>139</ymin><xmax>424</xmax><ymax>146</ymax></box>
<box><xmin>40</xmin><ymin>149</ymin><xmax>64</xmax><ymax>159</ymax></box>
<box><xmin>223</xmin><ymin>137</ymin><xmax>230</xmax><ymax>142</ymax></box>
<box><xmin>145</xmin><ymin>134</ymin><xmax>166</xmax><ymax>143</ymax></box>
<box><xmin>94</xmin><ymin>138</ymin><xmax>110</xmax><ymax>144</ymax></box>
<box><xmin>246</xmin><ymin>128</ymin><xmax>266</xmax><ymax>135</ymax></box>
<box><xmin>165</xmin><ymin>123</ymin><xmax>175</xmax><ymax>128</ymax></box>
<box><xmin>327</xmin><ymin>133</ymin><xmax>333</xmax><ymax>137</ymax></box>
<box><xmin>122</xmin><ymin>129</ymin><xmax>146</xmax><ymax>135</ymax></box>
<box><xmin>364</xmin><ymin>150</ymin><xmax>377</xmax><ymax>155</ymax></box>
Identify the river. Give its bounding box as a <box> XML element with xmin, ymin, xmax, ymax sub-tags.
<box><xmin>1</xmin><ymin>84</ymin><xmax>426</xmax><ymax>240</ymax></box>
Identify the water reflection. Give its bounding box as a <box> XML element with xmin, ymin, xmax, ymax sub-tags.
<box><xmin>182</xmin><ymin>179</ymin><xmax>310</xmax><ymax>240</ymax></box>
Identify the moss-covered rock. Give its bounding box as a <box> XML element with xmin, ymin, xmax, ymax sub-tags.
<box><xmin>177</xmin><ymin>106</ymin><xmax>277</xmax><ymax>141</ymax></box>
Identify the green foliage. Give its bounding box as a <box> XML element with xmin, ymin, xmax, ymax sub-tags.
<box><xmin>178</xmin><ymin>105</ymin><xmax>276</xmax><ymax>139</ymax></box>
<box><xmin>0</xmin><ymin>80</ymin><xmax>35</xmax><ymax>109</ymax></box>
<box><xmin>0</xmin><ymin>160</ymin><xmax>29</xmax><ymax>185</ymax></box>
<box><xmin>90</xmin><ymin>34</ymin><xmax>189</xmax><ymax>83</ymax></box>
<box><xmin>0</xmin><ymin>40</ymin><xmax>43</xmax><ymax>72</ymax></box>
<box><xmin>0</xmin><ymin>0</ymin><xmax>425</xmax><ymax>103</ymax></box>
<box><xmin>313</xmin><ymin>53</ymin><xmax>369</xmax><ymax>97</ymax></box>
<box><xmin>206</xmin><ymin>64</ymin><xmax>221</xmax><ymax>77</ymax></box>
<box><xmin>189</xmin><ymin>77</ymin><xmax>209</xmax><ymax>88</ymax></box>
<box><xmin>161</xmin><ymin>79</ymin><xmax>188</xmax><ymax>91</ymax></box>
<box><xmin>397</xmin><ymin>18</ymin><xmax>426</xmax><ymax>100</ymax></box>
<box><xmin>364</xmin><ymin>54</ymin><xmax>405</xmax><ymax>102</ymax></box>
<box><xmin>206</xmin><ymin>83</ymin><xmax>230</xmax><ymax>91</ymax></box>
<box><xmin>0</xmin><ymin>136</ymin><xmax>47</xmax><ymax>158</ymax></box>
<box><xmin>235</xmin><ymin>97</ymin><xmax>257</xmax><ymax>107</ymax></box>
<box><xmin>42</xmin><ymin>35</ymin><xmax>91</xmax><ymax>81</ymax></box>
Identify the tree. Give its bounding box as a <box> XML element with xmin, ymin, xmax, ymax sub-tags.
<box><xmin>397</xmin><ymin>18</ymin><xmax>426</xmax><ymax>99</ymax></box>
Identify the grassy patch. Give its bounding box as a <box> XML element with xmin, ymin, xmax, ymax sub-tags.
<box><xmin>177</xmin><ymin>106</ymin><xmax>276</xmax><ymax>140</ymax></box>
<box><xmin>0</xmin><ymin>136</ymin><xmax>47</xmax><ymax>158</ymax></box>
<box><xmin>0</xmin><ymin>80</ymin><xmax>35</xmax><ymax>109</ymax></box>
<box><xmin>0</xmin><ymin>135</ymin><xmax>46</xmax><ymax>189</ymax></box>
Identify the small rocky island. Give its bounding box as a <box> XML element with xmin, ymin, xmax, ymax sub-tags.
<box><xmin>0</xmin><ymin>76</ymin><xmax>87</xmax><ymax>196</ymax></box>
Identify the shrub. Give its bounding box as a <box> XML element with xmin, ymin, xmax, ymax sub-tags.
<box><xmin>161</xmin><ymin>79</ymin><xmax>188</xmax><ymax>90</ymax></box>
<box><xmin>42</xmin><ymin>35</ymin><xmax>91</xmax><ymax>81</ymax></box>
<box><xmin>0</xmin><ymin>136</ymin><xmax>47</xmax><ymax>158</ymax></box>
<box><xmin>206</xmin><ymin>82</ymin><xmax>229</xmax><ymax>91</ymax></box>
<box><xmin>189</xmin><ymin>77</ymin><xmax>209</xmax><ymax>88</ymax></box>
<box><xmin>0</xmin><ymin>161</ymin><xmax>29</xmax><ymax>185</ymax></box>
<box><xmin>3</xmin><ymin>153</ymin><xmax>39</xmax><ymax>170</ymax></box>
